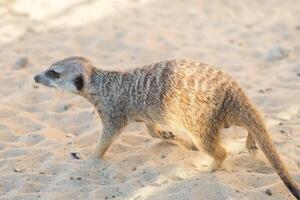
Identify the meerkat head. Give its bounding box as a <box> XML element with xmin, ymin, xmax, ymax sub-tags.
<box><xmin>34</xmin><ymin>56</ymin><xmax>94</xmax><ymax>94</ymax></box>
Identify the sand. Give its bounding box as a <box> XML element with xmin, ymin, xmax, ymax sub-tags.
<box><xmin>0</xmin><ymin>0</ymin><xmax>300</xmax><ymax>199</ymax></box>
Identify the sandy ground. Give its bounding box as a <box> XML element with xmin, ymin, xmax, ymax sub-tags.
<box><xmin>0</xmin><ymin>0</ymin><xmax>300</xmax><ymax>199</ymax></box>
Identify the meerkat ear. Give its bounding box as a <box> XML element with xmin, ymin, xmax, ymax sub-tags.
<box><xmin>74</xmin><ymin>74</ymin><xmax>84</xmax><ymax>91</ymax></box>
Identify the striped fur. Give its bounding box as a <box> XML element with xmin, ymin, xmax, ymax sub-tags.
<box><xmin>34</xmin><ymin>57</ymin><xmax>300</xmax><ymax>199</ymax></box>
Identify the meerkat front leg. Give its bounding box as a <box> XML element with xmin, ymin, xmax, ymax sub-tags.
<box><xmin>146</xmin><ymin>124</ymin><xmax>198</xmax><ymax>151</ymax></box>
<box><xmin>90</xmin><ymin>120</ymin><xmax>125</xmax><ymax>159</ymax></box>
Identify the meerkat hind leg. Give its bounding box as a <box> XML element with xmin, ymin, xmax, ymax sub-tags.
<box><xmin>190</xmin><ymin>129</ymin><xmax>227</xmax><ymax>172</ymax></box>
<box><xmin>146</xmin><ymin>124</ymin><xmax>198</xmax><ymax>151</ymax></box>
<box><xmin>246</xmin><ymin>133</ymin><xmax>258</xmax><ymax>156</ymax></box>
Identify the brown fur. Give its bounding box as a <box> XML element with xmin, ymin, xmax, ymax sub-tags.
<box><xmin>34</xmin><ymin>57</ymin><xmax>300</xmax><ymax>199</ymax></box>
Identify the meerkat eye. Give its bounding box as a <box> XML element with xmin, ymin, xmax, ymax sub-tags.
<box><xmin>74</xmin><ymin>74</ymin><xmax>84</xmax><ymax>91</ymax></box>
<box><xmin>47</xmin><ymin>69</ymin><xmax>60</xmax><ymax>79</ymax></box>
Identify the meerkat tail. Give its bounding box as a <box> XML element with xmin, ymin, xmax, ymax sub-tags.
<box><xmin>236</xmin><ymin>101</ymin><xmax>300</xmax><ymax>199</ymax></box>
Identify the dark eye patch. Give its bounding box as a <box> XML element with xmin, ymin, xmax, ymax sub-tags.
<box><xmin>74</xmin><ymin>74</ymin><xmax>84</xmax><ymax>91</ymax></box>
<box><xmin>46</xmin><ymin>69</ymin><xmax>60</xmax><ymax>79</ymax></box>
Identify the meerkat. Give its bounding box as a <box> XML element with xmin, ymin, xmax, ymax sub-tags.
<box><xmin>34</xmin><ymin>56</ymin><xmax>300</xmax><ymax>199</ymax></box>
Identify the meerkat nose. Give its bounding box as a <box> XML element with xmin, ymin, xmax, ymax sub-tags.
<box><xmin>34</xmin><ymin>75</ymin><xmax>41</xmax><ymax>83</ymax></box>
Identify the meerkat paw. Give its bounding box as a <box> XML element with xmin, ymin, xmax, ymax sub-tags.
<box><xmin>195</xmin><ymin>160</ymin><xmax>223</xmax><ymax>173</ymax></box>
<box><xmin>246</xmin><ymin>141</ymin><xmax>258</xmax><ymax>156</ymax></box>
<box><xmin>196</xmin><ymin>166</ymin><xmax>215</xmax><ymax>173</ymax></box>
<box><xmin>246</xmin><ymin>134</ymin><xmax>258</xmax><ymax>156</ymax></box>
<box><xmin>196</xmin><ymin>165</ymin><xmax>218</xmax><ymax>173</ymax></box>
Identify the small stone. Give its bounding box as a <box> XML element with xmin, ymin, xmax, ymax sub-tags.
<box><xmin>265</xmin><ymin>189</ymin><xmax>272</xmax><ymax>196</ymax></box>
<box><xmin>13</xmin><ymin>167</ymin><xmax>23</xmax><ymax>172</ymax></box>
<box><xmin>280</xmin><ymin>129</ymin><xmax>292</xmax><ymax>135</ymax></box>
<box><xmin>15</xmin><ymin>56</ymin><xmax>29</xmax><ymax>69</ymax></box>
<box><xmin>70</xmin><ymin>152</ymin><xmax>80</xmax><ymax>159</ymax></box>
<box><xmin>258</xmin><ymin>88</ymin><xmax>272</xmax><ymax>93</ymax></box>
<box><xmin>132</xmin><ymin>167</ymin><xmax>137</xmax><ymax>171</ymax></box>
<box><xmin>63</xmin><ymin>104</ymin><xmax>72</xmax><ymax>111</ymax></box>
<box><xmin>112</xmin><ymin>195</ymin><xmax>116</xmax><ymax>198</ymax></box>
<box><xmin>267</xmin><ymin>46</ymin><xmax>289</xmax><ymax>62</ymax></box>
<box><xmin>161</xmin><ymin>155</ymin><xmax>166</xmax><ymax>159</ymax></box>
<box><xmin>76</xmin><ymin>177</ymin><xmax>82</xmax><ymax>180</ymax></box>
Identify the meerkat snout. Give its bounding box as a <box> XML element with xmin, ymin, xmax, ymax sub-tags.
<box><xmin>34</xmin><ymin>74</ymin><xmax>41</xmax><ymax>83</ymax></box>
<box><xmin>34</xmin><ymin>69</ymin><xmax>58</xmax><ymax>88</ymax></box>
